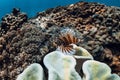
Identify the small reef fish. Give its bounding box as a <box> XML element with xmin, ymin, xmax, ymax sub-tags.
<box><xmin>56</xmin><ymin>28</ymin><xmax>78</xmax><ymax>55</ymax></box>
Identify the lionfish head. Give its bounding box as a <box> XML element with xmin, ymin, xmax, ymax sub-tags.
<box><xmin>56</xmin><ymin>28</ymin><xmax>79</xmax><ymax>55</ymax></box>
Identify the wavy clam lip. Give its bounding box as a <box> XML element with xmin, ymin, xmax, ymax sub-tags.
<box><xmin>72</xmin><ymin>56</ymin><xmax>93</xmax><ymax>75</ymax></box>
<box><xmin>73</xmin><ymin>55</ymin><xmax>93</xmax><ymax>59</ymax></box>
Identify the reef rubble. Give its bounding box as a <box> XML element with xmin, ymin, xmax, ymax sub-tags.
<box><xmin>0</xmin><ymin>1</ymin><xmax>120</xmax><ymax>80</ymax></box>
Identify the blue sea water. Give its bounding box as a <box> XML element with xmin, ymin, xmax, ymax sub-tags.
<box><xmin>0</xmin><ymin>0</ymin><xmax>120</xmax><ymax>20</ymax></box>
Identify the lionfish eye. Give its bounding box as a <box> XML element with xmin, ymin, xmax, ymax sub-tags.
<box><xmin>56</xmin><ymin>28</ymin><xmax>78</xmax><ymax>55</ymax></box>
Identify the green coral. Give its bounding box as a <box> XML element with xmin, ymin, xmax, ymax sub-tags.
<box><xmin>43</xmin><ymin>51</ymin><xmax>81</xmax><ymax>80</ymax></box>
<box><xmin>16</xmin><ymin>46</ymin><xmax>120</xmax><ymax>80</ymax></box>
<box><xmin>16</xmin><ymin>63</ymin><xmax>44</xmax><ymax>80</ymax></box>
<box><xmin>82</xmin><ymin>60</ymin><xmax>120</xmax><ymax>80</ymax></box>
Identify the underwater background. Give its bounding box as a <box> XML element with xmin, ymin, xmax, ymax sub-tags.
<box><xmin>0</xmin><ymin>0</ymin><xmax>120</xmax><ymax>20</ymax></box>
<box><xmin>0</xmin><ymin>0</ymin><xmax>120</xmax><ymax>80</ymax></box>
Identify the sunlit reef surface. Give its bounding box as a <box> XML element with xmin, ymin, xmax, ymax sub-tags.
<box><xmin>0</xmin><ymin>1</ymin><xmax>120</xmax><ymax>80</ymax></box>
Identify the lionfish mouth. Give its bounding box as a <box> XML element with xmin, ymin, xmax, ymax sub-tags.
<box><xmin>56</xmin><ymin>28</ymin><xmax>78</xmax><ymax>55</ymax></box>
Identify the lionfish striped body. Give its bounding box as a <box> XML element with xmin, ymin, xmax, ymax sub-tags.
<box><xmin>56</xmin><ymin>29</ymin><xmax>78</xmax><ymax>55</ymax></box>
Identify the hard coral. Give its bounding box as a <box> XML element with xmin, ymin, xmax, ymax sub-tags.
<box><xmin>1</xmin><ymin>8</ymin><xmax>27</xmax><ymax>34</ymax></box>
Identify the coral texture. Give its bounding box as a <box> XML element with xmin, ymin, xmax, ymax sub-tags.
<box><xmin>0</xmin><ymin>1</ymin><xmax>120</xmax><ymax>80</ymax></box>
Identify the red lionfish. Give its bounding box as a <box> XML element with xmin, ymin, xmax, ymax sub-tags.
<box><xmin>56</xmin><ymin>28</ymin><xmax>79</xmax><ymax>55</ymax></box>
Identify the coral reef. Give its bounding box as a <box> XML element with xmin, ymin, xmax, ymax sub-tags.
<box><xmin>0</xmin><ymin>8</ymin><xmax>27</xmax><ymax>36</ymax></box>
<box><xmin>36</xmin><ymin>1</ymin><xmax>120</xmax><ymax>76</ymax></box>
<box><xmin>0</xmin><ymin>1</ymin><xmax>120</xmax><ymax>80</ymax></box>
<box><xmin>0</xmin><ymin>23</ymin><xmax>55</xmax><ymax>79</ymax></box>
